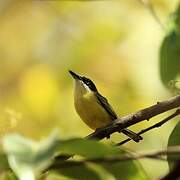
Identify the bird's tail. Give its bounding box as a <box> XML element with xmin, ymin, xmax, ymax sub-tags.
<box><xmin>121</xmin><ymin>129</ymin><xmax>143</xmax><ymax>142</ymax></box>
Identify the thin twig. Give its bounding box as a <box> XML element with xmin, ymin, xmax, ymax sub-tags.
<box><xmin>138</xmin><ymin>0</ymin><xmax>166</xmax><ymax>32</ymax></box>
<box><xmin>49</xmin><ymin>146</ymin><xmax>180</xmax><ymax>169</ymax></box>
<box><xmin>86</xmin><ymin>95</ymin><xmax>180</xmax><ymax>141</ymax></box>
<box><xmin>116</xmin><ymin>109</ymin><xmax>180</xmax><ymax>146</ymax></box>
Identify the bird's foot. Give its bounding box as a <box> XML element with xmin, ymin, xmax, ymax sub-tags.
<box><xmin>95</xmin><ymin>128</ymin><xmax>111</xmax><ymax>139</ymax></box>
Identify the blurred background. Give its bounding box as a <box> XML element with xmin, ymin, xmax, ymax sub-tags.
<box><xmin>0</xmin><ymin>0</ymin><xmax>179</xmax><ymax>179</ymax></box>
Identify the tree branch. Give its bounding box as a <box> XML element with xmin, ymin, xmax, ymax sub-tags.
<box><xmin>86</xmin><ymin>95</ymin><xmax>180</xmax><ymax>141</ymax></box>
<box><xmin>49</xmin><ymin>146</ymin><xmax>180</xmax><ymax>169</ymax></box>
<box><xmin>47</xmin><ymin>96</ymin><xmax>180</xmax><ymax>172</ymax></box>
<box><xmin>116</xmin><ymin>109</ymin><xmax>180</xmax><ymax>146</ymax></box>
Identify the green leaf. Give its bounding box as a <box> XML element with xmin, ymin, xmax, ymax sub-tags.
<box><xmin>100</xmin><ymin>160</ymin><xmax>148</xmax><ymax>180</ymax></box>
<box><xmin>58</xmin><ymin>138</ymin><xmax>121</xmax><ymax>158</ymax></box>
<box><xmin>48</xmin><ymin>139</ymin><xmax>122</xmax><ymax>179</ymax></box>
<box><xmin>175</xmin><ymin>5</ymin><xmax>180</xmax><ymax>33</ymax></box>
<box><xmin>160</xmin><ymin>31</ymin><xmax>180</xmax><ymax>86</ymax></box>
<box><xmin>0</xmin><ymin>153</ymin><xmax>9</xmax><ymax>171</ymax></box>
<box><xmin>3</xmin><ymin>172</ymin><xmax>18</xmax><ymax>180</ymax></box>
<box><xmin>167</xmin><ymin>121</ymin><xmax>180</xmax><ymax>169</ymax></box>
<box><xmin>54</xmin><ymin>163</ymin><xmax>101</xmax><ymax>180</ymax></box>
<box><xmin>2</xmin><ymin>130</ymin><xmax>59</xmax><ymax>180</ymax></box>
<box><xmin>99</xmin><ymin>149</ymin><xmax>148</xmax><ymax>180</ymax></box>
<box><xmin>160</xmin><ymin>4</ymin><xmax>180</xmax><ymax>89</ymax></box>
<box><xmin>55</xmin><ymin>161</ymin><xmax>148</xmax><ymax>180</ymax></box>
<box><xmin>52</xmin><ymin>150</ymin><xmax>148</xmax><ymax>180</ymax></box>
<box><xmin>52</xmin><ymin>139</ymin><xmax>147</xmax><ymax>179</ymax></box>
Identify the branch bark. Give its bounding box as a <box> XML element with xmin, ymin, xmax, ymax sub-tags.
<box><xmin>86</xmin><ymin>95</ymin><xmax>180</xmax><ymax>141</ymax></box>
<box><xmin>117</xmin><ymin>109</ymin><xmax>180</xmax><ymax>146</ymax></box>
<box><xmin>52</xmin><ymin>96</ymin><xmax>180</xmax><ymax>163</ymax></box>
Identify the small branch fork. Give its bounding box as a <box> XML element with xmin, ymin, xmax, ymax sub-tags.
<box><xmin>117</xmin><ymin>108</ymin><xmax>180</xmax><ymax>146</ymax></box>
<box><xmin>86</xmin><ymin>95</ymin><xmax>180</xmax><ymax>141</ymax></box>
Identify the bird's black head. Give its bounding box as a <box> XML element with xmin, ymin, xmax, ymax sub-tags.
<box><xmin>69</xmin><ymin>70</ymin><xmax>98</xmax><ymax>92</ymax></box>
<box><xmin>81</xmin><ymin>76</ymin><xmax>97</xmax><ymax>92</ymax></box>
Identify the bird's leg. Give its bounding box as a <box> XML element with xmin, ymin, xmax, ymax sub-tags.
<box><xmin>95</xmin><ymin>127</ymin><xmax>110</xmax><ymax>139</ymax></box>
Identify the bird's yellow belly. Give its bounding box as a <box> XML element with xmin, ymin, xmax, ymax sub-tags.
<box><xmin>74</xmin><ymin>93</ymin><xmax>112</xmax><ymax>130</ymax></box>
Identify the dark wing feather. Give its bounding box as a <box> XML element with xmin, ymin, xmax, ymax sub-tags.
<box><xmin>96</xmin><ymin>92</ymin><xmax>143</xmax><ymax>142</ymax></box>
<box><xmin>96</xmin><ymin>92</ymin><xmax>118</xmax><ymax>120</ymax></box>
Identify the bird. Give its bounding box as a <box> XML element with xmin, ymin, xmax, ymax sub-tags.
<box><xmin>69</xmin><ymin>70</ymin><xmax>142</xmax><ymax>142</ymax></box>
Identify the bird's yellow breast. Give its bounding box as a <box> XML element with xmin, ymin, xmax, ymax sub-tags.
<box><xmin>74</xmin><ymin>92</ymin><xmax>112</xmax><ymax>130</ymax></box>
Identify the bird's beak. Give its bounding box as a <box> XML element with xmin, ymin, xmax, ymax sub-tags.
<box><xmin>69</xmin><ymin>70</ymin><xmax>81</xmax><ymax>80</ymax></box>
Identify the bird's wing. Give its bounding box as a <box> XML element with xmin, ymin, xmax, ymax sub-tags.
<box><xmin>96</xmin><ymin>93</ymin><xmax>143</xmax><ymax>142</ymax></box>
<box><xmin>96</xmin><ymin>92</ymin><xmax>118</xmax><ymax>120</ymax></box>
